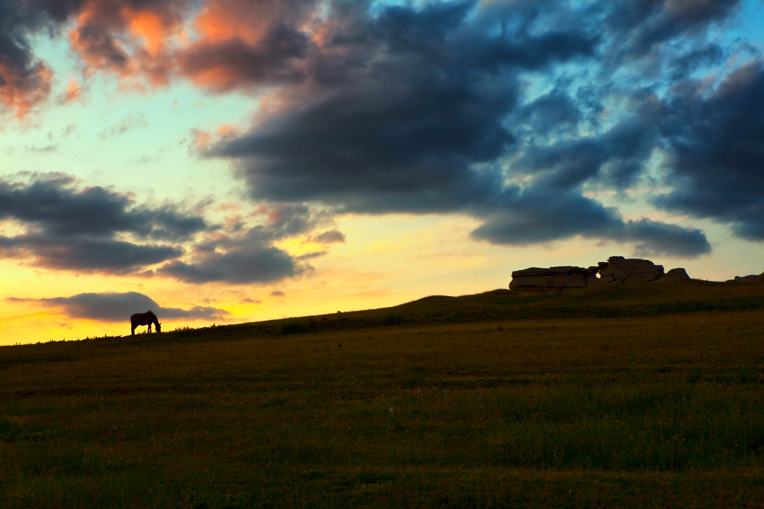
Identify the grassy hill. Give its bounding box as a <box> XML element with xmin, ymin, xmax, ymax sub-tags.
<box><xmin>2</xmin><ymin>281</ymin><xmax>764</xmax><ymax>507</ymax></box>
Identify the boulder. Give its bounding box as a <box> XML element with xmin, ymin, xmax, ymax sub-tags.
<box><xmin>598</xmin><ymin>256</ymin><xmax>664</xmax><ymax>283</ymax></box>
<box><xmin>509</xmin><ymin>266</ymin><xmax>599</xmax><ymax>292</ymax></box>
<box><xmin>658</xmin><ymin>268</ymin><xmax>691</xmax><ymax>281</ymax></box>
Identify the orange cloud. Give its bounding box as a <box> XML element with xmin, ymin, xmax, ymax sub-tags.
<box><xmin>216</xmin><ymin>123</ymin><xmax>240</xmax><ymax>139</ymax></box>
<box><xmin>126</xmin><ymin>9</ymin><xmax>167</xmax><ymax>55</ymax></box>
<box><xmin>57</xmin><ymin>79</ymin><xmax>85</xmax><ymax>105</ymax></box>
<box><xmin>180</xmin><ymin>62</ymin><xmax>244</xmax><ymax>91</ymax></box>
<box><xmin>67</xmin><ymin>1</ymin><xmax>187</xmax><ymax>86</ymax></box>
<box><xmin>177</xmin><ymin>0</ymin><xmax>321</xmax><ymax>93</ymax></box>
<box><xmin>191</xmin><ymin>129</ymin><xmax>212</xmax><ymax>151</ymax></box>
<box><xmin>190</xmin><ymin>123</ymin><xmax>240</xmax><ymax>152</ymax></box>
<box><xmin>193</xmin><ymin>0</ymin><xmax>272</xmax><ymax>45</ymax></box>
<box><xmin>68</xmin><ymin>2</ymin><xmax>128</xmax><ymax>75</ymax></box>
<box><xmin>0</xmin><ymin>61</ymin><xmax>53</xmax><ymax>120</ymax></box>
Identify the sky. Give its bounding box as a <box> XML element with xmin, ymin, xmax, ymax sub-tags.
<box><xmin>1</xmin><ymin>0</ymin><xmax>764</xmax><ymax>345</ymax></box>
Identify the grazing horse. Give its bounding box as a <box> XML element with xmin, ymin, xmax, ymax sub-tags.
<box><xmin>130</xmin><ymin>310</ymin><xmax>161</xmax><ymax>335</ymax></box>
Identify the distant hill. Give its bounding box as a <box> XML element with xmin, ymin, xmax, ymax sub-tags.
<box><xmin>153</xmin><ymin>279</ymin><xmax>764</xmax><ymax>343</ymax></box>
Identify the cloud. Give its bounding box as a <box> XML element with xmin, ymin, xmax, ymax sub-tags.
<box><xmin>0</xmin><ymin>173</ymin><xmax>324</xmax><ymax>283</ymax></box>
<box><xmin>312</xmin><ymin>229</ymin><xmax>345</xmax><ymax>244</ymax></box>
<box><xmin>255</xmin><ymin>202</ymin><xmax>323</xmax><ymax>238</ymax></box>
<box><xmin>0</xmin><ymin>0</ymin><xmax>194</xmax><ymax>117</ymax></box>
<box><xmin>157</xmin><ymin>226</ymin><xmax>307</xmax><ymax>284</ymax></box>
<box><xmin>512</xmin><ymin>115</ymin><xmax>659</xmax><ymax>191</ymax></box>
<box><xmin>12</xmin><ymin>291</ymin><xmax>229</xmax><ymax>322</ymax></box>
<box><xmin>0</xmin><ymin>174</ymin><xmax>206</xmax><ymax>240</ymax></box>
<box><xmin>178</xmin><ymin>22</ymin><xmax>311</xmax><ymax>92</ymax></box>
<box><xmin>66</xmin><ymin>0</ymin><xmax>190</xmax><ymax>84</ymax></box>
<box><xmin>0</xmin><ymin>1</ymin><xmax>54</xmax><ymax>118</ymax></box>
<box><xmin>651</xmin><ymin>61</ymin><xmax>764</xmax><ymax>240</ymax></box>
<box><xmin>215</xmin><ymin>2</ymin><xmax>543</xmax><ymax>212</ymax></box>
<box><xmin>516</xmin><ymin>92</ymin><xmax>583</xmax><ymax>140</ymax></box>
<box><xmin>617</xmin><ymin>219</ymin><xmax>711</xmax><ymax>258</ymax></box>
<box><xmin>98</xmin><ymin>113</ymin><xmax>148</xmax><ymax>139</ymax></box>
<box><xmin>208</xmin><ymin>0</ymin><xmax>712</xmax><ymax>257</ymax></box>
<box><xmin>0</xmin><ymin>173</ymin><xmax>206</xmax><ymax>273</ymax></box>
<box><xmin>470</xmin><ymin>190</ymin><xmax>711</xmax><ymax>258</ymax></box>
<box><xmin>599</xmin><ymin>0</ymin><xmax>743</xmax><ymax>63</ymax></box>
<box><xmin>470</xmin><ymin>189</ymin><xmax>620</xmax><ymax>245</ymax></box>
<box><xmin>0</xmin><ymin>233</ymin><xmax>182</xmax><ymax>273</ymax></box>
<box><xmin>192</xmin><ymin>0</ymin><xmax>317</xmax><ymax>46</ymax></box>
<box><xmin>158</xmin><ymin>246</ymin><xmax>301</xmax><ymax>284</ymax></box>
<box><xmin>25</xmin><ymin>144</ymin><xmax>59</xmax><ymax>153</ymax></box>
<box><xmin>7</xmin><ymin>0</ymin><xmax>761</xmax><ymax>262</ymax></box>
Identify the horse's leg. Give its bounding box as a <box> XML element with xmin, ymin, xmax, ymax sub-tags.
<box><xmin>131</xmin><ymin>323</ymin><xmax>136</xmax><ymax>335</ymax></box>
<box><xmin>148</xmin><ymin>323</ymin><xmax>152</xmax><ymax>333</ymax></box>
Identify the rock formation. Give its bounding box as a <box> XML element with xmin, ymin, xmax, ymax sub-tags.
<box><xmin>658</xmin><ymin>268</ymin><xmax>691</xmax><ymax>282</ymax></box>
<box><xmin>509</xmin><ymin>256</ymin><xmax>691</xmax><ymax>291</ymax></box>
<box><xmin>509</xmin><ymin>266</ymin><xmax>599</xmax><ymax>292</ymax></box>
<box><xmin>598</xmin><ymin>256</ymin><xmax>664</xmax><ymax>283</ymax></box>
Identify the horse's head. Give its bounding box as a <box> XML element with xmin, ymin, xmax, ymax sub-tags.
<box><xmin>156</xmin><ymin>322</ymin><xmax>162</xmax><ymax>333</ymax></box>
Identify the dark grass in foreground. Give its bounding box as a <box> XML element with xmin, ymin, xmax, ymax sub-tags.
<box><xmin>1</xmin><ymin>281</ymin><xmax>764</xmax><ymax>508</ymax></box>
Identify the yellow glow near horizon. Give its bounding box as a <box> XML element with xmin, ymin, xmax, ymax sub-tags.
<box><xmin>4</xmin><ymin>208</ymin><xmax>764</xmax><ymax>346</ymax></box>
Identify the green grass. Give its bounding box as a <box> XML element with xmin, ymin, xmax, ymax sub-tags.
<box><xmin>1</xmin><ymin>281</ymin><xmax>764</xmax><ymax>507</ymax></box>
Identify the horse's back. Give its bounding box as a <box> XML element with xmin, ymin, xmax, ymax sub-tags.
<box><xmin>131</xmin><ymin>311</ymin><xmax>149</xmax><ymax>324</ymax></box>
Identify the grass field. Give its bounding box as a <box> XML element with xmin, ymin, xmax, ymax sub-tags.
<box><xmin>2</xmin><ymin>280</ymin><xmax>764</xmax><ymax>508</ymax></box>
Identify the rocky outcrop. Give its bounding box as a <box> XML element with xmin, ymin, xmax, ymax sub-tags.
<box><xmin>658</xmin><ymin>268</ymin><xmax>691</xmax><ymax>282</ymax></box>
<box><xmin>728</xmin><ymin>272</ymin><xmax>764</xmax><ymax>284</ymax></box>
<box><xmin>598</xmin><ymin>256</ymin><xmax>664</xmax><ymax>283</ymax></box>
<box><xmin>509</xmin><ymin>256</ymin><xmax>693</xmax><ymax>291</ymax></box>
<box><xmin>509</xmin><ymin>266</ymin><xmax>599</xmax><ymax>292</ymax></box>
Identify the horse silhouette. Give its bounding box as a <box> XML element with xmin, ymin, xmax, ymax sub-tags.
<box><xmin>130</xmin><ymin>310</ymin><xmax>161</xmax><ymax>335</ymax></box>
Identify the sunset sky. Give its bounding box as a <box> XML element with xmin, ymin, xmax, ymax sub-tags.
<box><xmin>2</xmin><ymin>0</ymin><xmax>764</xmax><ymax>345</ymax></box>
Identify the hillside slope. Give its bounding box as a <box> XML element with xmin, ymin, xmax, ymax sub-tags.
<box><xmin>190</xmin><ymin>279</ymin><xmax>764</xmax><ymax>341</ymax></box>
<box><xmin>1</xmin><ymin>280</ymin><xmax>764</xmax><ymax>508</ymax></box>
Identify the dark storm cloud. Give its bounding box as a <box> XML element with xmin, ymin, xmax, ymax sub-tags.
<box><xmin>667</xmin><ymin>43</ymin><xmax>725</xmax><ymax>80</ymax></box>
<box><xmin>599</xmin><ymin>0</ymin><xmax>743</xmax><ymax>61</ymax></box>
<box><xmin>23</xmin><ymin>0</ymin><xmax>87</xmax><ymax>23</ymax></box>
<box><xmin>470</xmin><ymin>190</ymin><xmax>711</xmax><ymax>257</ymax></box>
<box><xmin>158</xmin><ymin>246</ymin><xmax>301</xmax><ymax>284</ymax></box>
<box><xmin>221</xmin><ymin>75</ymin><xmax>514</xmax><ymax>213</ymax></box>
<box><xmin>0</xmin><ymin>2</ymin><xmax>34</xmax><ymax>66</ymax></box>
<box><xmin>513</xmin><ymin>115</ymin><xmax>659</xmax><ymax>190</ymax></box>
<box><xmin>0</xmin><ymin>174</ymin><xmax>206</xmax><ymax>240</ymax></box>
<box><xmin>0</xmin><ymin>233</ymin><xmax>182</xmax><ymax>273</ymax></box>
<box><xmin>210</xmin><ymin>0</ymin><xmax>711</xmax><ymax>257</ymax></box>
<box><xmin>655</xmin><ymin>61</ymin><xmax>764</xmax><ymax>240</ymax></box>
<box><xmin>179</xmin><ymin>23</ymin><xmax>311</xmax><ymax>91</ymax></box>
<box><xmin>0</xmin><ymin>1</ymin><xmax>53</xmax><ymax>117</ymax></box>
<box><xmin>615</xmin><ymin>219</ymin><xmax>711</xmax><ymax>258</ymax></box>
<box><xmin>0</xmin><ymin>174</ymin><xmax>206</xmax><ymax>273</ymax></box>
<box><xmin>516</xmin><ymin>92</ymin><xmax>582</xmax><ymax>140</ymax></box>
<box><xmin>8</xmin><ymin>0</ymin><xmax>761</xmax><ymax>260</ymax></box>
<box><xmin>15</xmin><ymin>291</ymin><xmax>229</xmax><ymax>322</ymax></box>
<box><xmin>470</xmin><ymin>189</ymin><xmax>619</xmax><ymax>245</ymax></box>
<box><xmin>0</xmin><ymin>174</ymin><xmax>314</xmax><ymax>282</ymax></box>
<box><xmin>157</xmin><ymin>224</ymin><xmax>307</xmax><ymax>284</ymax></box>
<box><xmin>218</xmin><ymin>2</ymin><xmax>556</xmax><ymax>210</ymax></box>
